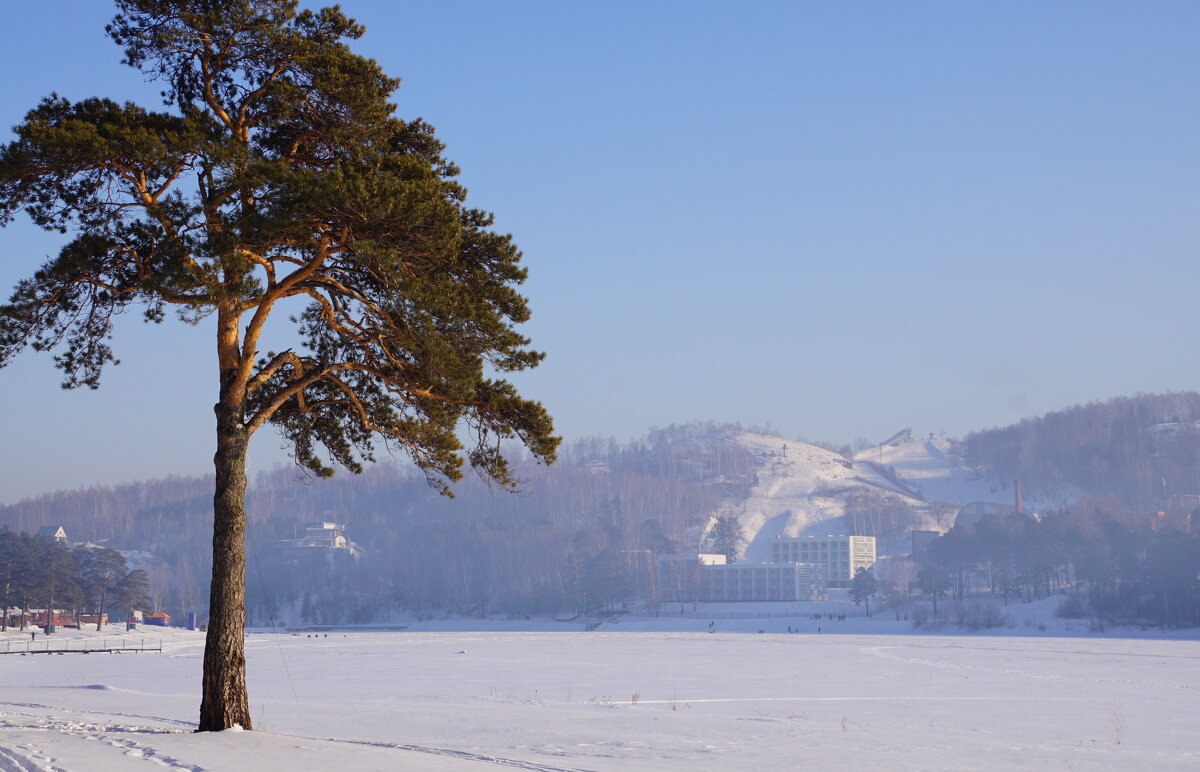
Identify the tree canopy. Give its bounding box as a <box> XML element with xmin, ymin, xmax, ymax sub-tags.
<box><xmin>708</xmin><ymin>515</ymin><xmax>746</xmax><ymax>563</ymax></box>
<box><xmin>0</xmin><ymin>0</ymin><xmax>558</xmax><ymax>730</ymax></box>
<box><xmin>0</xmin><ymin>0</ymin><xmax>557</xmax><ymax>489</ymax></box>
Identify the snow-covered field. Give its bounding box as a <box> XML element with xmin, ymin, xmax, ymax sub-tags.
<box><xmin>1</xmin><ymin>620</ymin><xmax>1197</xmax><ymax>771</ymax></box>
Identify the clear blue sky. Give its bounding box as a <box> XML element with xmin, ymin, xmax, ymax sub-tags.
<box><xmin>2</xmin><ymin>1</ymin><xmax>1198</xmax><ymax>502</ymax></box>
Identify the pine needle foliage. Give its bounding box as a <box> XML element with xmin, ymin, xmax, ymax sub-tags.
<box><xmin>0</xmin><ymin>0</ymin><xmax>558</xmax><ymax>487</ymax></box>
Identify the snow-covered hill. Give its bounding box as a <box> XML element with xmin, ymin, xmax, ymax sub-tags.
<box><xmin>710</xmin><ymin>431</ymin><xmax>1041</xmax><ymax>560</ymax></box>
<box><xmin>861</xmin><ymin>436</ymin><xmax>1008</xmax><ymax>506</ymax></box>
<box><xmin>865</xmin><ymin>433</ymin><xmax>1075</xmax><ymax>513</ymax></box>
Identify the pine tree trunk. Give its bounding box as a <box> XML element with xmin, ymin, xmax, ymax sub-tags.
<box><xmin>198</xmin><ymin>399</ymin><xmax>253</xmax><ymax>731</ymax></box>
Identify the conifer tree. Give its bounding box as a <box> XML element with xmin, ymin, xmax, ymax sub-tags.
<box><xmin>850</xmin><ymin>566</ymin><xmax>878</xmax><ymax>616</ymax></box>
<box><xmin>0</xmin><ymin>531</ymin><xmax>34</xmax><ymax>632</ymax></box>
<box><xmin>116</xmin><ymin>568</ymin><xmax>152</xmax><ymax>621</ymax></box>
<box><xmin>77</xmin><ymin>546</ymin><xmax>129</xmax><ymax>630</ymax></box>
<box><xmin>709</xmin><ymin>516</ymin><xmax>746</xmax><ymax>563</ymax></box>
<box><xmin>31</xmin><ymin>538</ymin><xmax>83</xmax><ymax>624</ymax></box>
<box><xmin>0</xmin><ymin>0</ymin><xmax>557</xmax><ymax>730</ymax></box>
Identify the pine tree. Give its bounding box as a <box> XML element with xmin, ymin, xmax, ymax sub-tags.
<box><xmin>115</xmin><ymin>568</ymin><xmax>151</xmax><ymax>621</ymax></box>
<box><xmin>30</xmin><ymin>538</ymin><xmax>83</xmax><ymax>625</ymax></box>
<box><xmin>0</xmin><ymin>531</ymin><xmax>34</xmax><ymax>632</ymax></box>
<box><xmin>917</xmin><ymin>559</ymin><xmax>951</xmax><ymax>616</ymax></box>
<box><xmin>0</xmin><ymin>1</ymin><xmax>557</xmax><ymax>730</ymax></box>
<box><xmin>850</xmin><ymin>566</ymin><xmax>878</xmax><ymax>616</ymax></box>
<box><xmin>77</xmin><ymin>546</ymin><xmax>129</xmax><ymax>630</ymax></box>
<box><xmin>709</xmin><ymin>516</ymin><xmax>745</xmax><ymax>563</ymax></box>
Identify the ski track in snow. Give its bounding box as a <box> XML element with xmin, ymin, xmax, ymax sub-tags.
<box><xmin>0</xmin><ymin>700</ymin><xmax>195</xmax><ymax>730</ymax></box>
<box><xmin>0</xmin><ymin>703</ymin><xmax>594</xmax><ymax>772</ymax></box>
<box><xmin>0</xmin><ymin>744</ymin><xmax>58</xmax><ymax>772</ymax></box>
<box><xmin>0</xmin><ymin>712</ymin><xmax>197</xmax><ymax>771</ymax></box>
<box><xmin>303</xmin><ymin>735</ymin><xmax>599</xmax><ymax>772</ymax></box>
<box><xmin>858</xmin><ymin>644</ymin><xmax>1200</xmax><ymax>693</ymax></box>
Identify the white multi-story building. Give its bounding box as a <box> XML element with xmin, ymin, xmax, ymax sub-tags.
<box><xmin>702</xmin><ymin>562</ymin><xmax>826</xmax><ymax>602</ymax></box>
<box><xmin>770</xmin><ymin>535</ymin><xmax>875</xmax><ymax>587</ymax></box>
<box><xmin>297</xmin><ymin>521</ymin><xmax>347</xmax><ymax>548</ymax></box>
<box><xmin>281</xmin><ymin>522</ymin><xmax>361</xmax><ymax>556</ymax></box>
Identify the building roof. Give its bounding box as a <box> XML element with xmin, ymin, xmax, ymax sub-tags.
<box><xmin>147</xmin><ymin>612</ymin><xmax>171</xmax><ymax>619</ymax></box>
<box><xmin>953</xmin><ymin>502</ymin><xmax>1016</xmax><ymax>531</ymax></box>
<box><xmin>36</xmin><ymin>525</ymin><xmax>66</xmax><ymax>536</ymax></box>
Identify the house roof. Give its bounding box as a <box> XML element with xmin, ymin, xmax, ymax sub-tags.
<box><xmin>147</xmin><ymin>612</ymin><xmax>171</xmax><ymax>619</ymax></box>
<box><xmin>36</xmin><ymin>525</ymin><xmax>65</xmax><ymax>536</ymax></box>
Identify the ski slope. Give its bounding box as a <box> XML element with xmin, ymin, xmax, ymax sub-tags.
<box><xmin>717</xmin><ymin>434</ymin><xmax>936</xmax><ymax>561</ymax></box>
<box><xmin>859</xmin><ymin>436</ymin><xmax>1026</xmax><ymax>509</ymax></box>
<box><xmin>713</xmin><ymin>432</ymin><xmax>1059</xmax><ymax>561</ymax></box>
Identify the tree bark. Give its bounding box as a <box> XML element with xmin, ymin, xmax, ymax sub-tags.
<box><xmin>198</xmin><ymin>396</ymin><xmax>253</xmax><ymax>731</ymax></box>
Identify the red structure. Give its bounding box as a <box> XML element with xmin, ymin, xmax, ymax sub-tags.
<box><xmin>32</xmin><ymin>610</ymin><xmax>72</xmax><ymax>627</ymax></box>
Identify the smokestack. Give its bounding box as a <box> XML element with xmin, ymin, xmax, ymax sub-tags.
<box><xmin>1014</xmin><ymin>479</ymin><xmax>1023</xmax><ymax>515</ymax></box>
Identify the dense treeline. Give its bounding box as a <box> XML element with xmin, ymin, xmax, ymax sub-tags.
<box><xmin>1</xmin><ymin>424</ymin><xmax>756</xmax><ymax>623</ymax></box>
<box><xmin>964</xmin><ymin>392</ymin><xmax>1200</xmax><ymax>507</ymax></box>
<box><xmin>0</xmin><ymin>530</ymin><xmax>151</xmax><ymax>630</ymax></box>
<box><xmin>908</xmin><ymin>499</ymin><xmax>1200</xmax><ymax>627</ymax></box>
<box><xmin>12</xmin><ymin>406</ymin><xmax>1199</xmax><ymax>629</ymax></box>
<box><xmin>244</xmin><ymin>424</ymin><xmax>757</xmax><ymax>622</ymax></box>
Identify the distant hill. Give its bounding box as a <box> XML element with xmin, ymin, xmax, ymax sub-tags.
<box><xmin>713</xmin><ymin>430</ymin><xmax>1034</xmax><ymax>559</ymax></box>
<box><xmin>0</xmin><ymin>423</ymin><xmax>760</xmax><ymax>620</ymax></box>
<box><xmin>963</xmin><ymin>392</ymin><xmax>1200</xmax><ymax>508</ymax></box>
<box><xmin>6</xmin><ymin>397</ymin><xmax>1200</xmax><ymax>622</ymax></box>
<box><xmin>708</xmin><ymin>433</ymin><xmax>933</xmax><ymax>559</ymax></box>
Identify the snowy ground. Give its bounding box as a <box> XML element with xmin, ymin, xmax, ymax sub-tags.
<box><xmin>1</xmin><ymin>616</ymin><xmax>1198</xmax><ymax>771</ymax></box>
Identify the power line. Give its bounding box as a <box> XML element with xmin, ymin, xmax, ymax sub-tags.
<box><xmin>247</xmin><ymin>524</ymin><xmax>298</xmax><ymax>703</ymax></box>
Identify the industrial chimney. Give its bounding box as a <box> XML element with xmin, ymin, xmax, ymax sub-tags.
<box><xmin>1014</xmin><ymin>479</ymin><xmax>1023</xmax><ymax>515</ymax></box>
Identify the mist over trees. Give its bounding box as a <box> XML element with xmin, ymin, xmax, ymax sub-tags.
<box><xmin>0</xmin><ymin>423</ymin><xmax>757</xmax><ymax>623</ymax></box>
<box><xmin>6</xmin><ymin>399</ymin><xmax>1200</xmax><ymax>630</ymax></box>
<box><xmin>964</xmin><ymin>392</ymin><xmax>1200</xmax><ymax>507</ymax></box>
<box><xmin>899</xmin><ymin>498</ymin><xmax>1200</xmax><ymax>628</ymax></box>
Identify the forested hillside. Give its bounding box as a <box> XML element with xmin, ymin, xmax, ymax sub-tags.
<box><xmin>9</xmin><ymin>397</ymin><xmax>1200</xmax><ymax>627</ymax></box>
<box><xmin>0</xmin><ymin>423</ymin><xmax>757</xmax><ymax>623</ymax></box>
<box><xmin>963</xmin><ymin>393</ymin><xmax>1200</xmax><ymax>507</ymax></box>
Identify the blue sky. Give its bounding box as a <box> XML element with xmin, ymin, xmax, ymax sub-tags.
<box><xmin>2</xmin><ymin>1</ymin><xmax>1199</xmax><ymax>502</ymax></box>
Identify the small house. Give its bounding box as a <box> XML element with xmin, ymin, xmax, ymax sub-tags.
<box><xmin>36</xmin><ymin>525</ymin><xmax>67</xmax><ymax>543</ymax></box>
<box><xmin>144</xmin><ymin>612</ymin><xmax>171</xmax><ymax>626</ymax></box>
